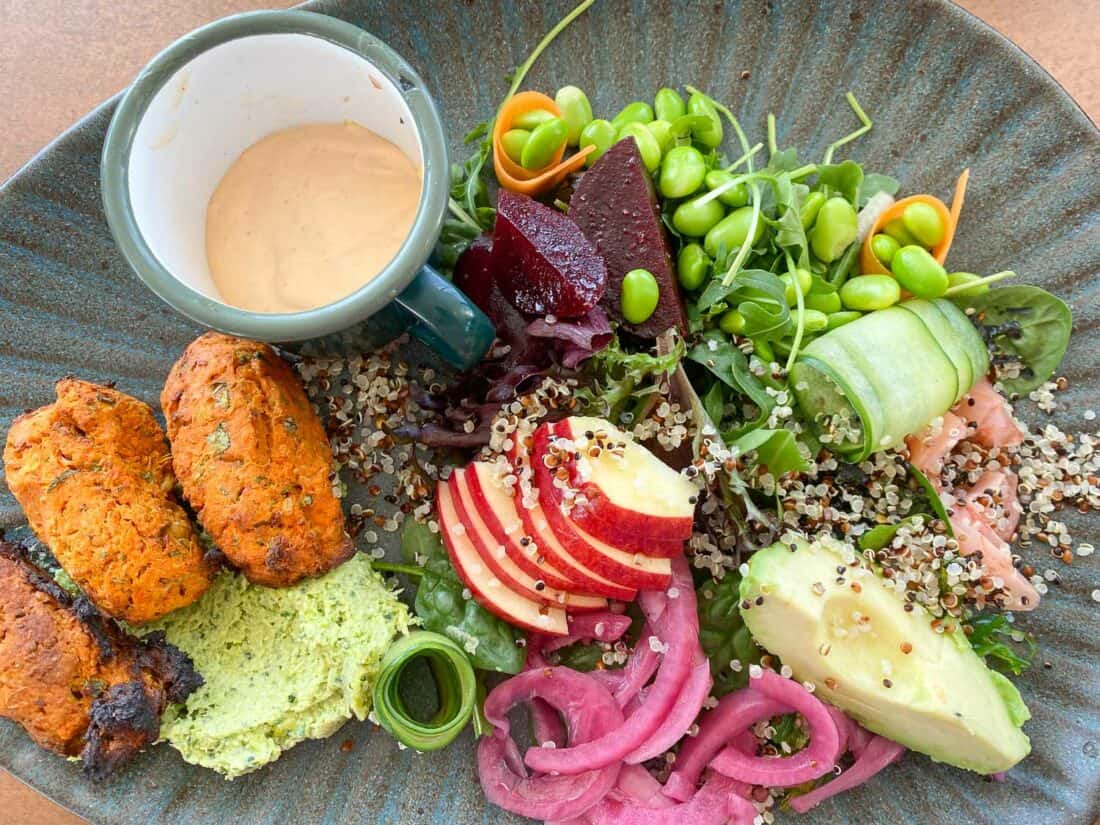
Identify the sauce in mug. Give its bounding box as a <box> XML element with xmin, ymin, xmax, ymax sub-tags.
<box><xmin>205</xmin><ymin>122</ymin><xmax>421</xmax><ymax>314</ymax></box>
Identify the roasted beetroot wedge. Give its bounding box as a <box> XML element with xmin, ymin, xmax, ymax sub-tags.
<box><xmin>453</xmin><ymin>232</ymin><xmax>495</xmax><ymax>312</ymax></box>
<box><xmin>569</xmin><ymin>139</ymin><xmax>687</xmax><ymax>338</ymax></box>
<box><xmin>492</xmin><ymin>190</ymin><xmax>607</xmax><ymax>318</ymax></box>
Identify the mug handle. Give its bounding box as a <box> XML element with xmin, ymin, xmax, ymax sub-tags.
<box><xmin>394</xmin><ymin>264</ymin><xmax>496</xmax><ymax>370</ymax></box>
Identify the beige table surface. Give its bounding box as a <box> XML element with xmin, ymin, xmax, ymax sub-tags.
<box><xmin>0</xmin><ymin>1</ymin><xmax>1097</xmax><ymax>823</ymax></box>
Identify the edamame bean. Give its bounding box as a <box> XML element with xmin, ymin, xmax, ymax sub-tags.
<box><xmin>704</xmin><ymin>170</ymin><xmax>749</xmax><ymax>207</ymax></box>
<box><xmin>780</xmin><ymin>268</ymin><xmax>813</xmax><ymax>306</ymax></box>
<box><xmin>687</xmin><ymin>93</ymin><xmax>723</xmax><ymax>149</ymax></box>
<box><xmin>500</xmin><ymin>129</ymin><xmax>531</xmax><ymax>165</ymax></box>
<box><xmin>554</xmin><ymin>86</ymin><xmax>594</xmax><ymax>147</ymax></box>
<box><xmin>839</xmin><ymin>275</ymin><xmax>901</xmax><ymax>311</ymax></box>
<box><xmin>660</xmin><ymin>145</ymin><xmax>707</xmax><ymax>199</ymax></box>
<box><xmin>800</xmin><ymin>309</ymin><xmax>829</xmax><ymax>332</ymax></box>
<box><xmin>621</xmin><ymin>268</ymin><xmax>660</xmax><ymax>324</ymax></box>
<box><xmin>901</xmin><ymin>201</ymin><xmax>945</xmax><ymax>248</ymax></box>
<box><xmin>804</xmin><ymin>290</ymin><xmax>842</xmax><ymax>314</ymax></box>
<box><xmin>646</xmin><ymin>120</ymin><xmax>674</xmax><ymax>154</ymax></box>
<box><xmin>677</xmin><ymin>243</ymin><xmax>711</xmax><ymax>290</ymax></box>
<box><xmin>673</xmin><ymin>195</ymin><xmax>726</xmax><ymax>237</ymax></box>
<box><xmin>882</xmin><ymin>218</ymin><xmax>917</xmax><ymax>247</ymax></box>
<box><xmin>618</xmin><ymin>122</ymin><xmax>662</xmax><ymax>173</ymax></box>
<box><xmin>579</xmin><ymin>119</ymin><xmax>618</xmax><ymax>167</ymax></box>
<box><xmin>890</xmin><ymin>245</ymin><xmax>949</xmax><ymax>298</ymax></box>
<box><xmin>946</xmin><ymin>272</ymin><xmax>990</xmax><ymax>297</ymax></box>
<box><xmin>654</xmin><ymin>87</ymin><xmax>686</xmax><ymax>122</ymax></box>
<box><xmin>520</xmin><ymin>117</ymin><xmax>568</xmax><ymax>170</ymax></box>
<box><xmin>512</xmin><ymin>108</ymin><xmax>555</xmax><ymax>131</ymax></box>
<box><xmin>826</xmin><ymin>310</ymin><xmax>863</xmax><ymax>330</ymax></box>
<box><xmin>611</xmin><ymin>101</ymin><xmax>655</xmax><ymax>130</ymax></box>
<box><xmin>809</xmin><ymin>197</ymin><xmax>858</xmax><ymax>263</ymax></box>
<box><xmin>870</xmin><ymin>232</ymin><xmax>900</xmax><ymax>265</ymax></box>
<box><xmin>719</xmin><ymin>309</ymin><xmax>746</xmax><ymax>334</ymax></box>
<box><xmin>704</xmin><ymin>206</ymin><xmax>764</xmax><ymax>258</ymax></box>
<box><xmin>753</xmin><ymin>338</ymin><xmax>776</xmax><ymax>363</ymax></box>
<box><xmin>800</xmin><ymin>191</ymin><xmax>826</xmax><ymax>229</ymax></box>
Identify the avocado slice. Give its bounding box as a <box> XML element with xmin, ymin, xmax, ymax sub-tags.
<box><xmin>739</xmin><ymin>537</ymin><xmax>1031</xmax><ymax>774</ymax></box>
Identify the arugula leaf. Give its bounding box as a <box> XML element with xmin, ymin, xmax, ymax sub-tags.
<box><xmin>766</xmin><ymin>147</ymin><xmax>800</xmax><ymax>173</ymax></box>
<box><xmin>688</xmin><ymin>332</ymin><xmax>775</xmax><ymax>418</ymax></box>
<box><xmin>951</xmin><ymin>285</ymin><xmax>1072</xmax><ymax>394</ymax></box>
<box><xmin>967</xmin><ymin>613</ymin><xmax>1036</xmax><ymax>676</ymax></box>
<box><xmin>859</xmin><ymin>173</ymin><xmax>900</xmax><ymax>207</ymax></box>
<box><xmin>702</xmin><ymin>381</ymin><xmax>726</xmax><ymax>425</ymax></box>
<box><xmin>401</xmin><ymin>521</ymin><xmax>525</xmax><ymax>674</ymax></box>
<box><xmin>697</xmin><ymin>572</ymin><xmax>763</xmax><ymax>697</ymax></box>
<box><xmin>728</xmin><ymin>428</ymin><xmax>811</xmax><ymax>477</ymax></box>
<box><xmin>773</xmin><ymin>188</ymin><xmax>811</xmax><ymax>271</ymax></box>
<box><xmin>858</xmin><ymin>514</ymin><xmax>928</xmax><ymax>552</ymax></box>
<box><xmin>815</xmin><ymin>160</ymin><xmax>863</xmax><ymax>205</ymax></box>
<box><xmin>698</xmin><ymin>269</ymin><xmax>792</xmax><ymax>341</ymax></box>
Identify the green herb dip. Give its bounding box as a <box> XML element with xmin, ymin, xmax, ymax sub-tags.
<box><xmin>144</xmin><ymin>553</ymin><xmax>409</xmax><ymax>778</ymax></box>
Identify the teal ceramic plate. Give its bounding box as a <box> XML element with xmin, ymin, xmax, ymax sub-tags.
<box><xmin>0</xmin><ymin>1</ymin><xmax>1097</xmax><ymax>822</ymax></box>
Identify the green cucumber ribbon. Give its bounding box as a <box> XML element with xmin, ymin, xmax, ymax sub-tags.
<box><xmin>372</xmin><ymin>631</ymin><xmax>476</xmax><ymax>751</ymax></box>
<box><xmin>790</xmin><ymin>298</ymin><xmax>989</xmax><ymax>462</ymax></box>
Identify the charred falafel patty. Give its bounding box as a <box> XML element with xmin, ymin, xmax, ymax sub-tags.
<box><xmin>0</xmin><ymin>541</ymin><xmax>201</xmax><ymax>780</ymax></box>
<box><xmin>161</xmin><ymin>333</ymin><xmax>353</xmax><ymax>587</ymax></box>
<box><xmin>3</xmin><ymin>379</ymin><xmax>215</xmax><ymax>622</ymax></box>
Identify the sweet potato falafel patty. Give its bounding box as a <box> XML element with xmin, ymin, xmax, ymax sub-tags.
<box><xmin>161</xmin><ymin>332</ymin><xmax>353</xmax><ymax>587</ymax></box>
<box><xmin>0</xmin><ymin>541</ymin><xmax>201</xmax><ymax>780</ymax></box>
<box><xmin>3</xmin><ymin>379</ymin><xmax>215</xmax><ymax>622</ymax></box>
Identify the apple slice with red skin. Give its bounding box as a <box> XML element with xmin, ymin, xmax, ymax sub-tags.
<box><xmin>529</xmin><ymin>426</ymin><xmax>672</xmax><ymax>589</ymax></box>
<box><xmin>437</xmin><ymin>479</ymin><xmax>568</xmax><ymax>635</ymax></box>
<box><xmin>507</xmin><ymin>431</ymin><xmax>638</xmax><ymax>602</ymax></box>
<box><xmin>450</xmin><ymin>466</ymin><xmax>607</xmax><ymax>613</ymax></box>
<box><xmin>543</xmin><ymin>417</ymin><xmax>696</xmax><ymax>554</ymax></box>
<box><xmin>463</xmin><ymin>459</ymin><xmax>580</xmax><ymax>593</ymax></box>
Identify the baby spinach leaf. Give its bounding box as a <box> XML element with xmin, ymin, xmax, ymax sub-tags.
<box><xmin>908</xmin><ymin>465</ymin><xmax>954</xmax><ymax>536</ymax></box>
<box><xmin>401</xmin><ymin>521</ymin><xmax>525</xmax><ymax>674</ymax></box>
<box><xmin>728</xmin><ymin>428</ymin><xmax>811</xmax><ymax>477</ymax></box>
<box><xmin>815</xmin><ymin>159</ymin><xmax>863</xmax><ymax>205</ymax></box>
<box><xmin>697</xmin><ymin>572</ymin><xmax>763</xmax><ymax>697</ymax></box>
<box><xmin>859</xmin><ymin>173</ymin><xmax>900</xmax><ymax>207</ymax></box>
<box><xmin>951</xmin><ymin>285</ymin><xmax>1072</xmax><ymax>394</ymax></box>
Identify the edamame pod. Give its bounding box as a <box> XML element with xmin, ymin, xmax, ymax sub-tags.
<box><xmin>520</xmin><ymin>117</ymin><xmax>569</xmax><ymax>170</ymax></box>
<box><xmin>611</xmin><ymin>101</ymin><xmax>655</xmax><ymax>130</ymax></box>
<box><xmin>579</xmin><ymin>119</ymin><xmax>618</xmax><ymax>167</ymax></box>
<box><xmin>660</xmin><ymin>145</ymin><xmax>707</xmax><ymax>199</ymax></box>
<box><xmin>705</xmin><ymin>170</ymin><xmax>750</xmax><ymax>207</ymax></box>
<box><xmin>677</xmin><ymin>243</ymin><xmax>711</xmax><ymax>290</ymax></box>
<box><xmin>618</xmin><ymin>122</ymin><xmax>662</xmax><ymax>173</ymax></box>
<box><xmin>687</xmin><ymin>93</ymin><xmax>723</xmax><ymax>149</ymax></box>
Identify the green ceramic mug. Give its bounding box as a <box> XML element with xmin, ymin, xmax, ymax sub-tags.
<box><xmin>101</xmin><ymin>10</ymin><xmax>494</xmax><ymax>370</ymax></box>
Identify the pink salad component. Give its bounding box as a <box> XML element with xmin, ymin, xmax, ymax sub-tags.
<box><xmin>710</xmin><ymin>669</ymin><xmax>841</xmax><ymax>787</ymax></box>
<box><xmin>905</xmin><ymin>410</ymin><xmax>966</xmax><ymax>485</ymax></box>
<box><xmin>954</xmin><ymin>378</ymin><xmax>1024</xmax><ymax>448</ymax></box>
<box><xmin>524</xmin><ymin>557</ymin><xmax>698</xmax><ymax>775</ymax></box>
<box><xmin>951</xmin><ymin>505</ymin><xmax>1040</xmax><ymax>610</ymax></box>
<box><xmin>610</xmin><ymin>764</ymin><xmax>675</xmax><ymax>808</ymax></box>
<box><xmin>581</xmin><ymin>774</ymin><xmax>757</xmax><ymax>825</ymax></box>
<box><xmin>663</xmin><ymin>690</ymin><xmax>787</xmax><ymax>802</ymax></box>
<box><xmin>788</xmin><ymin>735</ymin><xmax>906</xmax><ymax>813</ymax></box>
<box><xmin>478</xmin><ymin>667</ymin><xmax>623</xmax><ymax>821</ymax></box>
<box><xmin>624</xmin><ymin>647</ymin><xmax>712</xmax><ymax>764</ymax></box>
<box><xmin>531</xmin><ymin>697</ymin><xmax>567</xmax><ymax>750</ymax></box>
<box><xmin>964</xmin><ymin>469</ymin><xmax>1022</xmax><ymax>541</ymax></box>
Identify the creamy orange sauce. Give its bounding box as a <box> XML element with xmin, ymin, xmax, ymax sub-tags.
<box><xmin>205</xmin><ymin>122</ymin><xmax>421</xmax><ymax>314</ymax></box>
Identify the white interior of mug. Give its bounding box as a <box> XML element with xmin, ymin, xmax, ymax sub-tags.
<box><xmin>127</xmin><ymin>33</ymin><xmax>423</xmax><ymax>305</ymax></box>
